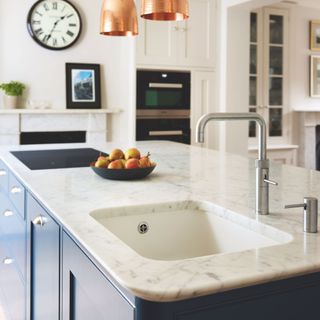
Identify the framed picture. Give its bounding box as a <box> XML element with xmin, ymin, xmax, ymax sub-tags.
<box><xmin>310</xmin><ymin>55</ymin><xmax>320</xmax><ymax>97</ymax></box>
<box><xmin>310</xmin><ymin>20</ymin><xmax>320</xmax><ymax>51</ymax></box>
<box><xmin>66</xmin><ymin>63</ymin><xmax>101</xmax><ymax>109</ymax></box>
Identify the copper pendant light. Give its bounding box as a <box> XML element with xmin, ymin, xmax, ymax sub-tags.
<box><xmin>141</xmin><ymin>0</ymin><xmax>189</xmax><ymax>21</ymax></box>
<box><xmin>100</xmin><ymin>0</ymin><xmax>138</xmax><ymax>36</ymax></box>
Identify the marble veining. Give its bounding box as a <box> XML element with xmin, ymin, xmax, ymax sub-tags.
<box><xmin>1</xmin><ymin>141</ymin><xmax>320</xmax><ymax>302</ymax></box>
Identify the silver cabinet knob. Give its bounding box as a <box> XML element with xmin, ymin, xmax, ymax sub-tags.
<box><xmin>0</xmin><ymin>170</ymin><xmax>6</xmax><ymax>176</ymax></box>
<box><xmin>10</xmin><ymin>186</ymin><xmax>22</xmax><ymax>194</ymax></box>
<box><xmin>32</xmin><ymin>215</ymin><xmax>46</xmax><ymax>226</ymax></box>
<box><xmin>285</xmin><ymin>197</ymin><xmax>318</xmax><ymax>233</ymax></box>
<box><xmin>3</xmin><ymin>210</ymin><xmax>14</xmax><ymax>217</ymax></box>
<box><xmin>3</xmin><ymin>257</ymin><xmax>14</xmax><ymax>265</ymax></box>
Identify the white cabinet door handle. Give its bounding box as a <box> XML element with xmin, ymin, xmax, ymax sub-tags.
<box><xmin>32</xmin><ymin>215</ymin><xmax>46</xmax><ymax>226</ymax></box>
<box><xmin>11</xmin><ymin>186</ymin><xmax>22</xmax><ymax>194</ymax></box>
<box><xmin>3</xmin><ymin>257</ymin><xmax>14</xmax><ymax>265</ymax></box>
<box><xmin>3</xmin><ymin>210</ymin><xmax>14</xmax><ymax>217</ymax></box>
<box><xmin>0</xmin><ymin>170</ymin><xmax>6</xmax><ymax>176</ymax></box>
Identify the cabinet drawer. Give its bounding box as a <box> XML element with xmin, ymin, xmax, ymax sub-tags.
<box><xmin>0</xmin><ymin>193</ymin><xmax>26</xmax><ymax>279</ymax></box>
<box><xmin>8</xmin><ymin>173</ymin><xmax>25</xmax><ymax>219</ymax></box>
<box><xmin>0</xmin><ymin>159</ymin><xmax>8</xmax><ymax>193</ymax></box>
<box><xmin>0</xmin><ymin>240</ymin><xmax>25</xmax><ymax>320</ymax></box>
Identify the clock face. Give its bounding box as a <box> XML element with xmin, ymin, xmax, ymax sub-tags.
<box><xmin>27</xmin><ymin>0</ymin><xmax>82</xmax><ymax>50</ymax></box>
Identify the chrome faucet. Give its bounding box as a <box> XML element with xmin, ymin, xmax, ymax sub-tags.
<box><xmin>196</xmin><ymin>112</ymin><xmax>277</xmax><ymax>215</ymax></box>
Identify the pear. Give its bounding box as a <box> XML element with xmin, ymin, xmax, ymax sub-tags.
<box><xmin>109</xmin><ymin>148</ymin><xmax>124</xmax><ymax>161</ymax></box>
<box><xmin>125</xmin><ymin>158</ymin><xmax>140</xmax><ymax>169</ymax></box>
<box><xmin>124</xmin><ymin>148</ymin><xmax>141</xmax><ymax>160</ymax></box>
<box><xmin>108</xmin><ymin>159</ymin><xmax>124</xmax><ymax>169</ymax></box>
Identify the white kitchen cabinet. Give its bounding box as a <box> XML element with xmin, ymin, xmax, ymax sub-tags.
<box><xmin>191</xmin><ymin>71</ymin><xmax>217</xmax><ymax>149</ymax></box>
<box><xmin>136</xmin><ymin>0</ymin><xmax>215</xmax><ymax>68</ymax></box>
<box><xmin>249</xmin><ymin>8</ymin><xmax>290</xmax><ymax>145</ymax></box>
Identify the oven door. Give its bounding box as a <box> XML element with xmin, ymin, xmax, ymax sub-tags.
<box><xmin>136</xmin><ymin>118</ymin><xmax>190</xmax><ymax>144</ymax></box>
<box><xmin>137</xmin><ymin>70</ymin><xmax>190</xmax><ymax>110</ymax></box>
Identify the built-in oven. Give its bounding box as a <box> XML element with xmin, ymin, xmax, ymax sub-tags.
<box><xmin>136</xmin><ymin>69</ymin><xmax>191</xmax><ymax>144</ymax></box>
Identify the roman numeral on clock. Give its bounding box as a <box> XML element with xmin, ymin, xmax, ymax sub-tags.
<box><xmin>67</xmin><ymin>14</ymin><xmax>74</xmax><ymax>18</ymax></box>
<box><xmin>34</xmin><ymin>28</ymin><xmax>43</xmax><ymax>36</ymax></box>
<box><xmin>53</xmin><ymin>38</ymin><xmax>58</xmax><ymax>46</ymax></box>
<box><xmin>43</xmin><ymin>3</ymin><xmax>49</xmax><ymax>11</ymax></box>
<box><xmin>69</xmin><ymin>23</ymin><xmax>77</xmax><ymax>27</ymax></box>
<box><xmin>43</xmin><ymin>34</ymin><xmax>50</xmax><ymax>43</ymax></box>
<box><xmin>66</xmin><ymin>30</ymin><xmax>74</xmax><ymax>37</ymax></box>
<box><xmin>52</xmin><ymin>2</ymin><xmax>58</xmax><ymax>10</ymax></box>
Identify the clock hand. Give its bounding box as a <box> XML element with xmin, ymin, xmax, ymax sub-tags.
<box><xmin>47</xmin><ymin>14</ymin><xmax>68</xmax><ymax>40</ymax></box>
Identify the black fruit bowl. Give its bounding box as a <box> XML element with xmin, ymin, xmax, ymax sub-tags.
<box><xmin>90</xmin><ymin>164</ymin><xmax>156</xmax><ymax>180</ymax></box>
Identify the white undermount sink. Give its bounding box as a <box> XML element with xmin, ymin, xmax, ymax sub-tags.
<box><xmin>90</xmin><ymin>201</ymin><xmax>292</xmax><ymax>261</ymax></box>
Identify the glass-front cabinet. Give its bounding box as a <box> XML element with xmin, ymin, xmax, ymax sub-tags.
<box><xmin>249</xmin><ymin>8</ymin><xmax>289</xmax><ymax>144</ymax></box>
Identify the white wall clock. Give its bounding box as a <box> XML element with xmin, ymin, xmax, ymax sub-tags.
<box><xmin>27</xmin><ymin>0</ymin><xmax>82</xmax><ymax>50</ymax></box>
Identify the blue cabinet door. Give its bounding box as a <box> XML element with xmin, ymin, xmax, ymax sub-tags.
<box><xmin>26</xmin><ymin>193</ymin><xmax>60</xmax><ymax>320</ymax></box>
<box><xmin>62</xmin><ymin>232</ymin><xmax>134</xmax><ymax>320</ymax></box>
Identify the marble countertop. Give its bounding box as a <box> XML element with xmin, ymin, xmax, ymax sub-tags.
<box><xmin>1</xmin><ymin>141</ymin><xmax>320</xmax><ymax>302</ymax></box>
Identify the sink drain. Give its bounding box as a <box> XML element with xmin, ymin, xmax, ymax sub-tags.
<box><xmin>137</xmin><ymin>222</ymin><xmax>149</xmax><ymax>234</ymax></box>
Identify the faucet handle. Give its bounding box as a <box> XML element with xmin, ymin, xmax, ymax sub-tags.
<box><xmin>284</xmin><ymin>197</ymin><xmax>318</xmax><ymax>233</ymax></box>
<box><xmin>264</xmin><ymin>178</ymin><xmax>278</xmax><ymax>186</ymax></box>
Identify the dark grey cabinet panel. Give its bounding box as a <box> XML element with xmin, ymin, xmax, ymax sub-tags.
<box><xmin>62</xmin><ymin>232</ymin><xmax>134</xmax><ymax>320</ymax></box>
<box><xmin>26</xmin><ymin>193</ymin><xmax>60</xmax><ymax>320</ymax></box>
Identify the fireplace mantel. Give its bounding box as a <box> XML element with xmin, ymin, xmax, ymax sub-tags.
<box><xmin>0</xmin><ymin>108</ymin><xmax>121</xmax><ymax>114</ymax></box>
<box><xmin>295</xmin><ymin>111</ymin><xmax>320</xmax><ymax>169</ymax></box>
<box><xmin>0</xmin><ymin>108</ymin><xmax>121</xmax><ymax>145</ymax></box>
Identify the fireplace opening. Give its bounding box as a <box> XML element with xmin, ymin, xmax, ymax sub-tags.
<box><xmin>20</xmin><ymin>131</ymin><xmax>86</xmax><ymax>145</ymax></box>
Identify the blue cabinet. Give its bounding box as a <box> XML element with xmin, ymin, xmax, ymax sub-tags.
<box><xmin>26</xmin><ymin>193</ymin><xmax>60</xmax><ymax>320</ymax></box>
<box><xmin>62</xmin><ymin>232</ymin><xmax>134</xmax><ymax>320</ymax></box>
<box><xmin>0</xmin><ymin>160</ymin><xmax>26</xmax><ymax>320</ymax></box>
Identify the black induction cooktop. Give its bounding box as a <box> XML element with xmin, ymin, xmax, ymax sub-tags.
<box><xmin>11</xmin><ymin>148</ymin><xmax>107</xmax><ymax>170</ymax></box>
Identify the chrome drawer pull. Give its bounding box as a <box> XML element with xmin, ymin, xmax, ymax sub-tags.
<box><xmin>32</xmin><ymin>215</ymin><xmax>46</xmax><ymax>226</ymax></box>
<box><xmin>3</xmin><ymin>210</ymin><xmax>14</xmax><ymax>217</ymax></box>
<box><xmin>0</xmin><ymin>170</ymin><xmax>6</xmax><ymax>176</ymax></box>
<box><xmin>3</xmin><ymin>257</ymin><xmax>14</xmax><ymax>265</ymax></box>
<box><xmin>149</xmin><ymin>83</ymin><xmax>183</xmax><ymax>89</ymax></box>
<box><xmin>10</xmin><ymin>186</ymin><xmax>22</xmax><ymax>194</ymax></box>
<box><xmin>149</xmin><ymin>130</ymin><xmax>183</xmax><ymax>136</ymax></box>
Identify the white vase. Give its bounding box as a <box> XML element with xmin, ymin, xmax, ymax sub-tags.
<box><xmin>3</xmin><ymin>95</ymin><xmax>20</xmax><ymax>109</ymax></box>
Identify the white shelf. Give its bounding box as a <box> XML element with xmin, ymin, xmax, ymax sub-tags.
<box><xmin>0</xmin><ymin>108</ymin><xmax>121</xmax><ymax>115</ymax></box>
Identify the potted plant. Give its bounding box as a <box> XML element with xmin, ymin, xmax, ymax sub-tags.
<box><xmin>0</xmin><ymin>81</ymin><xmax>26</xmax><ymax>109</ymax></box>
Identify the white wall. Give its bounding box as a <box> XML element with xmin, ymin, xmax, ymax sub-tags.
<box><xmin>0</xmin><ymin>0</ymin><xmax>136</xmax><ymax>142</ymax></box>
<box><xmin>225</xmin><ymin>6</ymin><xmax>250</xmax><ymax>156</ymax></box>
<box><xmin>289</xmin><ymin>5</ymin><xmax>320</xmax><ymax>110</ymax></box>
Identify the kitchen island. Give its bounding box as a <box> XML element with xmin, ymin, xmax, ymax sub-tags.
<box><xmin>0</xmin><ymin>141</ymin><xmax>320</xmax><ymax>319</ymax></box>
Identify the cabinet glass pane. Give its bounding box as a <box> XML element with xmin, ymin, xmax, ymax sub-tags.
<box><xmin>250</xmin><ymin>76</ymin><xmax>257</xmax><ymax>106</ymax></box>
<box><xmin>269</xmin><ymin>108</ymin><xmax>282</xmax><ymax>136</ymax></box>
<box><xmin>269</xmin><ymin>77</ymin><xmax>282</xmax><ymax>105</ymax></box>
<box><xmin>269</xmin><ymin>46</ymin><xmax>283</xmax><ymax>75</ymax></box>
<box><xmin>250</xmin><ymin>45</ymin><xmax>257</xmax><ymax>74</ymax></box>
<box><xmin>249</xmin><ymin>108</ymin><xmax>256</xmax><ymax>137</ymax></box>
<box><xmin>250</xmin><ymin>13</ymin><xmax>257</xmax><ymax>42</ymax></box>
<box><xmin>269</xmin><ymin>15</ymin><xmax>283</xmax><ymax>44</ymax></box>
